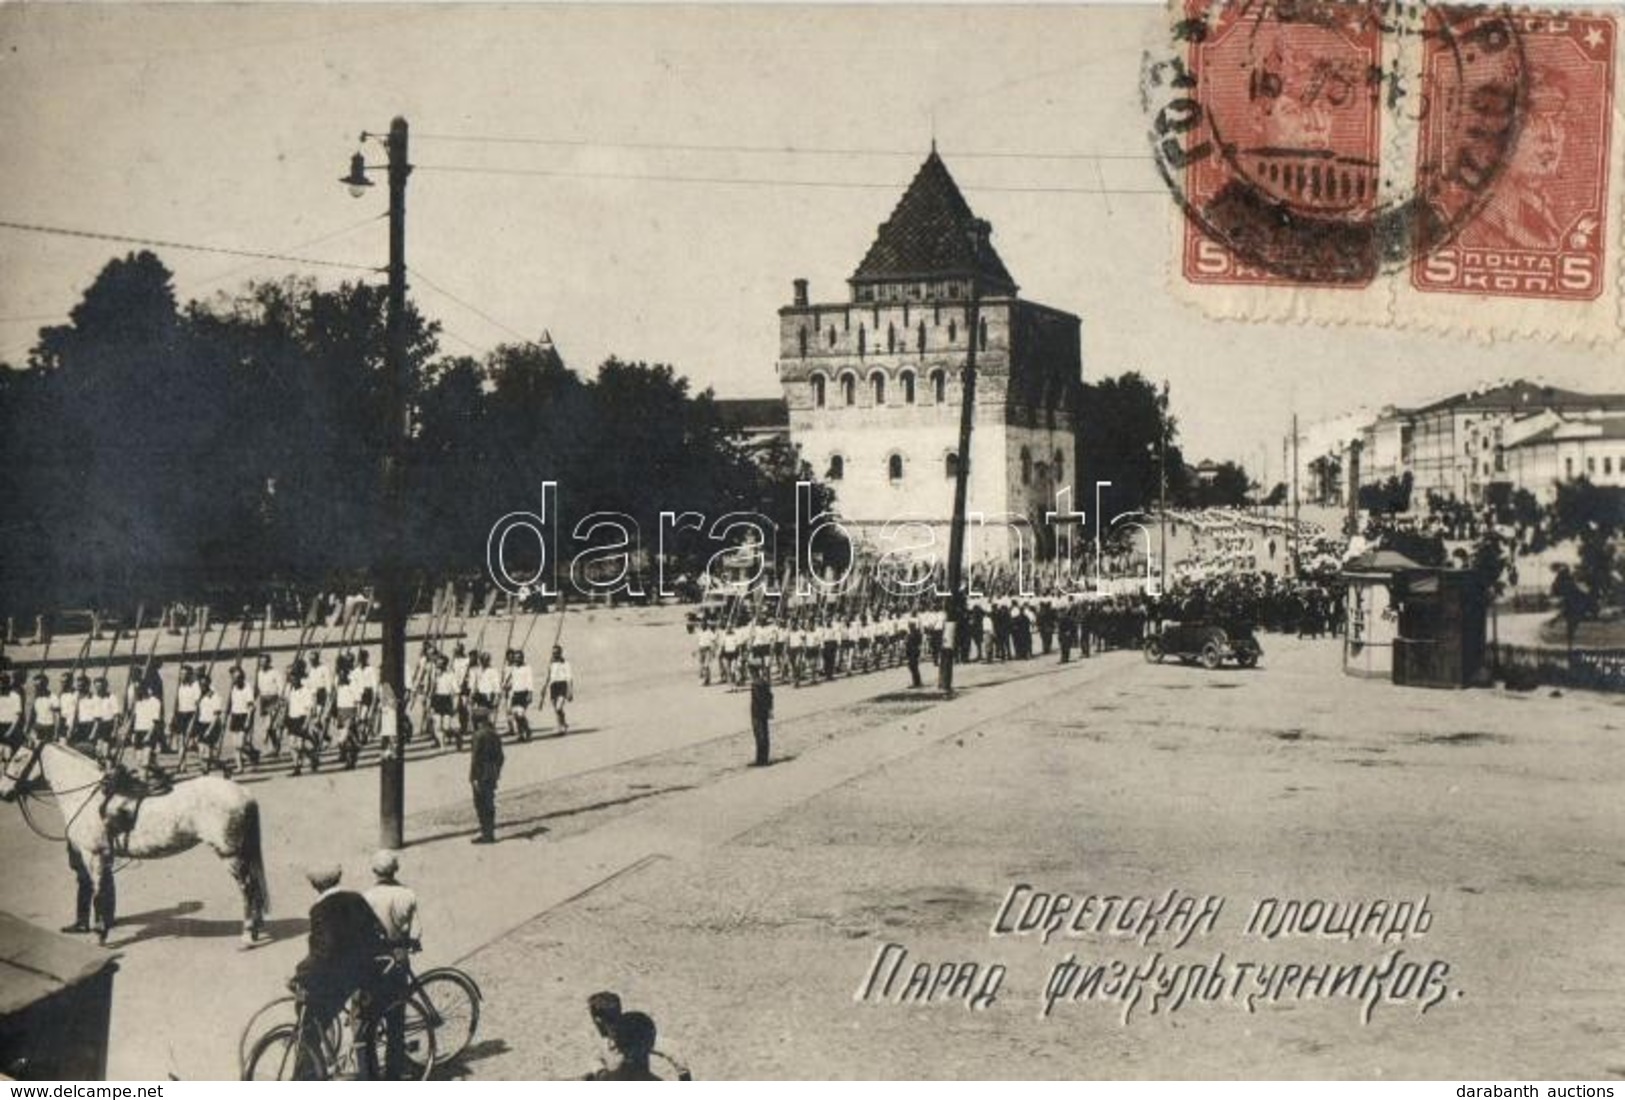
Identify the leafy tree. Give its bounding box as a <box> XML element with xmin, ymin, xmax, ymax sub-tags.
<box><xmin>1359</xmin><ymin>472</ymin><xmax>1413</xmax><ymax>515</ymax></box>
<box><xmin>1546</xmin><ymin>478</ymin><xmax>1625</xmax><ymax>607</ymax></box>
<box><xmin>1185</xmin><ymin>460</ymin><xmax>1254</xmax><ymax>508</ymax></box>
<box><xmin>1076</xmin><ymin>372</ymin><xmax>1183</xmax><ymax>518</ymax></box>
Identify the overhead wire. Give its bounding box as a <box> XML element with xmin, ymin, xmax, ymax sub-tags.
<box><xmin>0</xmin><ymin>218</ymin><xmax>381</xmax><ymax>272</ymax></box>
<box><xmin>407</xmin><ymin>266</ymin><xmax>534</xmax><ymax>345</ymax></box>
<box><xmin>414</xmin><ymin>131</ymin><xmax>1155</xmax><ymax>163</ymax></box>
<box><xmin>414</xmin><ymin>163</ymin><xmax>1162</xmax><ymax>195</ymax></box>
<box><xmin>0</xmin><ymin>214</ymin><xmax>385</xmax><ymax>364</ymax></box>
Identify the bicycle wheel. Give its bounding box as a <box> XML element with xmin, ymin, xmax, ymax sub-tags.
<box><xmin>360</xmin><ymin>992</ymin><xmax>437</xmax><ymax>1080</ymax></box>
<box><xmin>238</xmin><ymin>995</ymin><xmax>298</xmax><ymax>1071</ymax></box>
<box><xmin>243</xmin><ymin>1023</ymin><xmax>326</xmax><ymax>1081</ymax></box>
<box><xmin>414</xmin><ymin>968</ymin><xmax>481</xmax><ymax>1065</ymax></box>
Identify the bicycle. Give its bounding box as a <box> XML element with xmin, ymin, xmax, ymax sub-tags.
<box><xmin>240</xmin><ymin>944</ymin><xmax>481</xmax><ymax>1079</ymax></box>
<box><xmin>241</xmin><ymin>980</ymin><xmax>435</xmax><ymax>1081</ymax></box>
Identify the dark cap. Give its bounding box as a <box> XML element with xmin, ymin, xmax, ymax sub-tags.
<box><xmin>611</xmin><ymin>1012</ymin><xmax>656</xmax><ymax>1058</ymax></box>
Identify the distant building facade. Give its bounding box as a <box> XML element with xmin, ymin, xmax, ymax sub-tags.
<box><xmin>775</xmin><ymin>150</ymin><xmax>1082</xmax><ymax>560</ymax></box>
<box><xmin>1314</xmin><ymin>381</ymin><xmax>1625</xmax><ymax>510</ymax></box>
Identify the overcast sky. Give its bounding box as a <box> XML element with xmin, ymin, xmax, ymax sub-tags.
<box><xmin>0</xmin><ymin>3</ymin><xmax>1615</xmax><ymax>480</ymax></box>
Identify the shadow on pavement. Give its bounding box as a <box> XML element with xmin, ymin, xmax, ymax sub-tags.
<box><xmin>405</xmin><ymin>784</ymin><xmax>696</xmax><ymax>849</ymax></box>
<box><xmin>106</xmin><ymin>906</ymin><xmax>308</xmax><ymax>949</ymax></box>
<box><xmin>432</xmin><ymin>1037</ymin><xmax>512</xmax><ymax>1080</ymax></box>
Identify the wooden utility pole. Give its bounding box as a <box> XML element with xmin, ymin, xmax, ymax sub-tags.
<box><xmin>939</xmin><ymin>224</ymin><xmax>986</xmax><ymax>696</ymax></box>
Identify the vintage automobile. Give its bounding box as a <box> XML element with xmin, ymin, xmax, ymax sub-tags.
<box><xmin>1144</xmin><ymin>621</ymin><xmax>1262</xmax><ymax>670</ymax></box>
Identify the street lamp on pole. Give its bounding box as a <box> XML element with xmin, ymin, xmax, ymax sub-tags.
<box><xmin>342</xmin><ymin>117</ymin><xmax>412</xmax><ymax>849</ymax></box>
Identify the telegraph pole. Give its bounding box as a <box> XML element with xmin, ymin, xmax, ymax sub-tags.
<box><xmin>379</xmin><ymin>118</ymin><xmax>411</xmax><ymax>849</ymax></box>
<box><xmin>1291</xmin><ymin>412</ymin><xmax>1301</xmax><ymax>577</ymax></box>
<box><xmin>344</xmin><ymin>117</ymin><xmax>413</xmax><ymax>848</ymax></box>
<box><xmin>939</xmin><ymin>225</ymin><xmax>985</xmax><ymax>695</ymax></box>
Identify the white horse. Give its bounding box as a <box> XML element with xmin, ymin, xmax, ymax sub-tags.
<box><xmin>0</xmin><ymin>741</ymin><xmax>269</xmax><ymax>945</ymax></box>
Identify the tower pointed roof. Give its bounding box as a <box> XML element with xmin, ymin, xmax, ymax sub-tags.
<box><xmin>850</xmin><ymin>151</ymin><xmax>1018</xmax><ymax>295</ymax></box>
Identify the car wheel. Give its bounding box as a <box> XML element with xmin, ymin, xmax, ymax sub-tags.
<box><xmin>1200</xmin><ymin>643</ymin><xmax>1222</xmax><ymax>670</ymax></box>
<box><xmin>1144</xmin><ymin>639</ymin><xmax>1164</xmax><ymax>663</ymax></box>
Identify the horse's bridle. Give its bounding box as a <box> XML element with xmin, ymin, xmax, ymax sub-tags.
<box><xmin>4</xmin><ymin>740</ymin><xmax>105</xmax><ymax>842</ymax></box>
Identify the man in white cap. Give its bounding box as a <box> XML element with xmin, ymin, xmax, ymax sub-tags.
<box><xmin>363</xmin><ymin>849</ymin><xmax>420</xmax><ymax>956</ymax></box>
<box><xmin>363</xmin><ymin>850</ymin><xmax>419</xmax><ymax>1076</ymax></box>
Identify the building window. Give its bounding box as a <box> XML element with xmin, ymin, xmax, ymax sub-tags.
<box><xmin>917</xmin><ymin>322</ymin><xmax>926</xmax><ymax>353</ymax></box>
<box><xmin>1565</xmin><ymin>457</ymin><xmax>1574</xmax><ymax>478</ymax></box>
<box><xmin>1588</xmin><ymin>456</ymin><xmax>1597</xmax><ymax>474</ymax></box>
<box><xmin>944</xmin><ymin>452</ymin><xmax>959</xmax><ymax>479</ymax></box>
<box><xmin>901</xmin><ymin>370</ymin><xmax>916</xmax><ymax>405</ymax></box>
<box><xmin>871</xmin><ymin>372</ymin><xmax>886</xmax><ymax>406</ymax></box>
<box><xmin>1607</xmin><ymin>457</ymin><xmax>1615</xmax><ymax>475</ymax></box>
<box><xmin>887</xmin><ymin>324</ymin><xmax>897</xmax><ymax>353</ymax></box>
<box><xmin>811</xmin><ymin>374</ymin><xmax>826</xmax><ymax>409</ymax></box>
<box><xmin>798</xmin><ymin>326</ymin><xmax>807</xmax><ymax>357</ymax></box>
<box><xmin>858</xmin><ymin>325</ymin><xmax>866</xmax><ymax>357</ymax></box>
<box><xmin>979</xmin><ymin>317</ymin><xmax>988</xmax><ymax>351</ymax></box>
<box><xmin>840</xmin><ymin>373</ymin><xmax>856</xmax><ymax>407</ymax></box>
<box><xmin>1054</xmin><ymin>450</ymin><xmax>1065</xmax><ymax>482</ymax></box>
<box><xmin>828</xmin><ymin>327</ymin><xmax>837</xmax><ymax>349</ymax></box>
<box><xmin>930</xmin><ymin>369</ymin><xmax>946</xmax><ymax>405</ymax></box>
<box><xmin>827</xmin><ymin>454</ymin><xmax>845</xmax><ymax>481</ymax></box>
<box><xmin>888</xmin><ymin>453</ymin><xmax>905</xmax><ymax>482</ymax></box>
<box><xmin>1020</xmin><ymin>446</ymin><xmax>1033</xmax><ymax>486</ymax></box>
<box><xmin>949</xmin><ymin>319</ymin><xmax>957</xmax><ymax>344</ymax></box>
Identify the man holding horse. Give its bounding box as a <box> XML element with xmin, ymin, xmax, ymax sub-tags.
<box><xmin>0</xmin><ymin>673</ymin><xmax>23</xmax><ymax>764</ymax></box>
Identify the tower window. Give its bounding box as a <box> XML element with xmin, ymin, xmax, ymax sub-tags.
<box><xmin>887</xmin><ymin>323</ymin><xmax>897</xmax><ymax>353</ymax></box>
<box><xmin>811</xmin><ymin>374</ymin><xmax>826</xmax><ymax>409</ymax></box>
<box><xmin>858</xmin><ymin>325</ymin><xmax>866</xmax><ymax>357</ymax></box>
<box><xmin>901</xmin><ymin>370</ymin><xmax>916</xmax><ymax>405</ymax></box>
<box><xmin>949</xmin><ymin>320</ymin><xmax>957</xmax><ymax>344</ymax></box>
<box><xmin>828</xmin><ymin>327</ymin><xmax>837</xmax><ymax>349</ymax></box>
<box><xmin>871</xmin><ymin>372</ymin><xmax>886</xmax><ymax>406</ymax></box>
<box><xmin>888</xmin><ymin>453</ymin><xmax>905</xmax><ymax>482</ymax></box>
<box><xmin>840</xmin><ymin>373</ymin><xmax>856</xmax><ymax>407</ymax></box>
<box><xmin>930</xmin><ymin>369</ymin><xmax>946</xmax><ymax>405</ymax></box>
<box><xmin>979</xmin><ymin>317</ymin><xmax>988</xmax><ymax>351</ymax></box>
<box><xmin>1020</xmin><ymin>446</ymin><xmax>1033</xmax><ymax>486</ymax></box>
<box><xmin>917</xmin><ymin>322</ymin><xmax>926</xmax><ymax>353</ymax></box>
<box><xmin>798</xmin><ymin>326</ymin><xmax>807</xmax><ymax>357</ymax></box>
<box><xmin>827</xmin><ymin>454</ymin><xmax>845</xmax><ymax>481</ymax></box>
<box><xmin>1054</xmin><ymin>450</ymin><xmax>1065</xmax><ymax>482</ymax></box>
<box><xmin>944</xmin><ymin>452</ymin><xmax>959</xmax><ymax>479</ymax></box>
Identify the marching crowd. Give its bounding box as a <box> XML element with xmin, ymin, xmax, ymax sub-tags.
<box><xmin>685</xmin><ymin>571</ymin><xmax>1349</xmax><ymax>693</ymax></box>
<box><xmin>0</xmin><ymin>634</ymin><xmax>581</xmax><ymax>788</ymax></box>
<box><xmin>686</xmin><ymin>592</ymin><xmax>1164</xmax><ymax>692</ymax></box>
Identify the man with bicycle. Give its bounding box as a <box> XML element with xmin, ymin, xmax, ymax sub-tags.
<box><xmin>364</xmin><ymin>850</ymin><xmax>420</xmax><ymax>1078</ymax></box>
<box><xmin>291</xmin><ymin>864</ymin><xmax>392</xmax><ymax>1079</ymax></box>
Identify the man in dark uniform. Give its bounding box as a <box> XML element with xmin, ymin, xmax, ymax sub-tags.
<box><xmin>469</xmin><ymin>713</ymin><xmax>504</xmax><ymax>844</ymax></box>
<box><xmin>749</xmin><ymin>663</ymin><xmax>773</xmax><ymax>767</ymax></box>
<box><xmin>1058</xmin><ymin>602</ymin><xmax>1077</xmax><ymax>663</ymax></box>
<box><xmin>903</xmin><ymin>618</ymin><xmax>923</xmax><ymax>689</ymax></box>
<box><xmin>1037</xmin><ymin>599</ymin><xmax>1057</xmax><ymax>656</ymax></box>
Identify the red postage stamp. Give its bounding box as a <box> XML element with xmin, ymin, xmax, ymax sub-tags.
<box><xmin>1411</xmin><ymin>14</ymin><xmax>1616</xmax><ymax>302</ymax></box>
<box><xmin>1177</xmin><ymin>0</ymin><xmax>1384</xmax><ymax>288</ymax></box>
<box><xmin>1151</xmin><ymin>1</ymin><xmax>1624</xmax><ymax>338</ymax></box>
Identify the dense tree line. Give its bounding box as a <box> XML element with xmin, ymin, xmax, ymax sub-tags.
<box><xmin>0</xmin><ymin>252</ymin><xmax>831</xmax><ymax>620</ymax></box>
<box><xmin>1076</xmin><ymin>371</ymin><xmax>1255</xmax><ymax>514</ymax></box>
